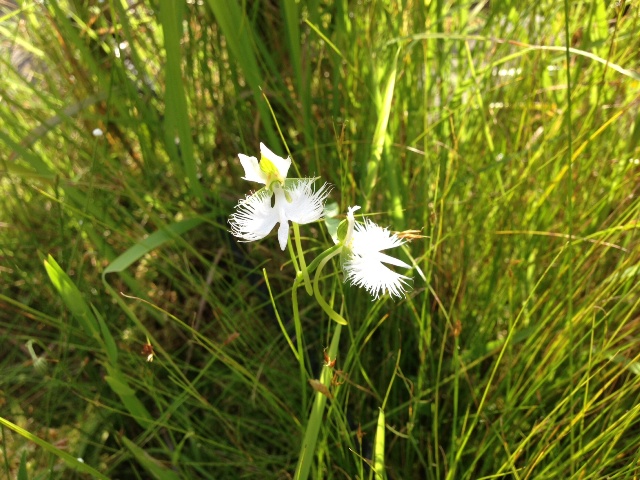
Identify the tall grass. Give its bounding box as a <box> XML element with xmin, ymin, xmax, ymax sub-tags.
<box><xmin>1</xmin><ymin>0</ymin><xmax>640</xmax><ymax>478</ymax></box>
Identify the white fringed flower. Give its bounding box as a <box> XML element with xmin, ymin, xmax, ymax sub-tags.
<box><xmin>341</xmin><ymin>206</ymin><xmax>411</xmax><ymax>299</ymax></box>
<box><xmin>229</xmin><ymin>143</ymin><xmax>331</xmax><ymax>250</ymax></box>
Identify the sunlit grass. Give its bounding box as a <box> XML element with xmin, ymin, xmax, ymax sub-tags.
<box><xmin>1</xmin><ymin>0</ymin><xmax>639</xmax><ymax>478</ymax></box>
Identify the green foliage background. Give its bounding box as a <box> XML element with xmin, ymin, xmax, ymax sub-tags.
<box><xmin>1</xmin><ymin>0</ymin><xmax>640</xmax><ymax>478</ymax></box>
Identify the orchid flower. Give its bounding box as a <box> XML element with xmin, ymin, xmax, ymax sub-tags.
<box><xmin>229</xmin><ymin>143</ymin><xmax>331</xmax><ymax>250</ymax></box>
<box><xmin>339</xmin><ymin>206</ymin><xmax>411</xmax><ymax>299</ymax></box>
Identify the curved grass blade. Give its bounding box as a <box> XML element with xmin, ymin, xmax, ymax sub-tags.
<box><xmin>373</xmin><ymin>408</ymin><xmax>387</xmax><ymax>480</ymax></box>
<box><xmin>44</xmin><ymin>255</ymin><xmax>99</xmax><ymax>339</ymax></box>
<box><xmin>158</xmin><ymin>1</ymin><xmax>203</xmax><ymax>200</ymax></box>
<box><xmin>121</xmin><ymin>436</ymin><xmax>181</xmax><ymax>480</ymax></box>
<box><xmin>0</xmin><ymin>416</ymin><xmax>109</xmax><ymax>480</ymax></box>
<box><xmin>102</xmin><ymin>217</ymin><xmax>203</xmax><ymax>277</ymax></box>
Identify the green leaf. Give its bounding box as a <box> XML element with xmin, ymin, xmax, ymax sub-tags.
<box><xmin>44</xmin><ymin>255</ymin><xmax>99</xmax><ymax>339</ymax></box>
<box><xmin>158</xmin><ymin>1</ymin><xmax>203</xmax><ymax>200</ymax></box>
<box><xmin>121</xmin><ymin>436</ymin><xmax>182</xmax><ymax>480</ymax></box>
<box><xmin>0</xmin><ymin>416</ymin><xmax>109</xmax><ymax>480</ymax></box>
<box><xmin>103</xmin><ymin>217</ymin><xmax>203</xmax><ymax>277</ymax></box>
<box><xmin>105</xmin><ymin>367</ymin><xmax>153</xmax><ymax>429</ymax></box>
<box><xmin>17</xmin><ymin>451</ymin><xmax>28</xmax><ymax>480</ymax></box>
<box><xmin>204</xmin><ymin>0</ymin><xmax>277</xmax><ymax>146</ymax></box>
<box><xmin>105</xmin><ymin>374</ymin><xmax>136</xmax><ymax>397</ymax></box>
<box><xmin>92</xmin><ymin>304</ymin><xmax>118</xmax><ymax>365</ymax></box>
<box><xmin>364</xmin><ymin>48</ymin><xmax>399</xmax><ymax>216</ymax></box>
<box><xmin>374</xmin><ymin>408</ymin><xmax>387</xmax><ymax>480</ymax></box>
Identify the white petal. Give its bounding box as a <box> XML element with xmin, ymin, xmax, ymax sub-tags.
<box><xmin>343</xmin><ymin>253</ymin><xmax>410</xmax><ymax>299</ymax></box>
<box><xmin>283</xmin><ymin>179</ymin><xmax>332</xmax><ymax>225</ymax></box>
<box><xmin>260</xmin><ymin>142</ymin><xmax>291</xmax><ymax>179</ymax></box>
<box><xmin>347</xmin><ymin>205</ymin><xmax>361</xmax><ymax>218</ymax></box>
<box><xmin>343</xmin><ymin>205</ymin><xmax>361</xmax><ymax>247</ymax></box>
<box><xmin>277</xmin><ymin>221</ymin><xmax>289</xmax><ymax>250</ymax></box>
<box><xmin>238</xmin><ymin>154</ymin><xmax>267</xmax><ymax>184</ymax></box>
<box><xmin>342</xmin><ymin>214</ymin><xmax>411</xmax><ymax>299</ymax></box>
<box><xmin>273</xmin><ymin>186</ymin><xmax>291</xmax><ymax>250</ymax></box>
<box><xmin>369</xmin><ymin>250</ymin><xmax>411</xmax><ymax>269</ymax></box>
<box><xmin>353</xmin><ymin>219</ymin><xmax>406</xmax><ymax>254</ymax></box>
<box><xmin>229</xmin><ymin>190</ymin><xmax>279</xmax><ymax>242</ymax></box>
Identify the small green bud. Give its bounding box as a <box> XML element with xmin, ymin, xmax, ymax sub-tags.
<box><xmin>337</xmin><ymin>219</ymin><xmax>349</xmax><ymax>243</ymax></box>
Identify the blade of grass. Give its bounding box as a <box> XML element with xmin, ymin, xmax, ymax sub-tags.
<box><xmin>158</xmin><ymin>1</ymin><xmax>203</xmax><ymax>201</ymax></box>
<box><xmin>295</xmin><ymin>324</ymin><xmax>342</xmax><ymax>480</ymax></box>
<box><xmin>121</xmin><ymin>436</ymin><xmax>182</xmax><ymax>480</ymax></box>
<box><xmin>102</xmin><ymin>217</ymin><xmax>204</xmax><ymax>277</ymax></box>
<box><xmin>364</xmin><ymin>47</ymin><xmax>400</xmax><ymax>224</ymax></box>
<box><xmin>0</xmin><ymin>416</ymin><xmax>109</xmax><ymax>480</ymax></box>
<box><xmin>373</xmin><ymin>408</ymin><xmax>387</xmax><ymax>480</ymax></box>
<box><xmin>205</xmin><ymin>0</ymin><xmax>278</xmax><ymax>146</ymax></box>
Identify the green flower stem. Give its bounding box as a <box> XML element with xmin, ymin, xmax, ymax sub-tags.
<box><xmin>306</xmin><ymin>244</ymin><xmax>341</xmax><ymax>273</ymax></box>
<box><xmin>291</xmin><ymin>273</ymin><xmax>308</xmax><ymax>411</ymax></box>
<box><xmin>287</xmin><ymin>244</ymin><xmax>343</xmax><ymax>414</ymax></box>
<box><xmin>292</xmin><ymin>222</ymin><xmax>313</xmax><ymax>296</ymax></box>
<box><xmin>287</xmin><ymin>233</ymin><xmax>302</xmax><ymax>273</ymax></box>
<box><xmin>288</xmin><ymin>244</ymin><xmax>346</xmax><ymax>411</ymax></box>
<box><xmin>294</xmin><ymin>323</ymin><xmax>342</xmax><ymax>480</ymax></box>
<box><xmin>312</xmin><ymin>249</ymin><xmax>348</xmax><ymax>325</ymax></box>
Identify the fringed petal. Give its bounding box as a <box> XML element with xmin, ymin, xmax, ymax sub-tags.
<box><xmin>341</xmin><ymin>206</ymin><xmax>412</xmax><ymax>299</ymax></box>
<box><xmin>284</xmin><ymin>179</ymin><xmax>332</xmax><ymax>225</ymax></box>
<box><xmin>343</xmin><ymin>253</ymin><xmax>411</xmax><ymax>299</ymax></box>
<box><xmin>229</xmin><ymin>190</ymin><xmax>279</xmax><ymax>242</ymax></box>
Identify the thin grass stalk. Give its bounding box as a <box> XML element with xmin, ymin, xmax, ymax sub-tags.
<box><xmin>294</xmin><ymin>324</ymin><xmax>342</xmax><ymax>480</ymax></box>
<box><xmin>562</xmin><ymin>0</ymin><xmax>576</xmax><ymax>472</ymax></box>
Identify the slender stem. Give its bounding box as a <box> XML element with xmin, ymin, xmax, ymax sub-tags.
<box><xmin>562</xmin><ymin>0</ymin><xmax>575</xmax><ymax>472</ymax></box>
<box><xmin>291</xmin><ymin>274</ymin><xmax>308</xmax><ymax>411</ymax></box>
<box><xmin>294</xmin><ymin>323</ymin><xmax>342</xmax><ymax>480</ymax></box>
<box><xmin>287</xmin><ymin>233</ymin><xmax>301</xmax><ymax>273</ymax></box>
<box><xmin>292</xmin><ymin>222</ymin><xmax>313</xmax><ymax>296</ymax></box>
<box><xmin>286</xmin><ymin>244</ymin><xmax>342</xmax><ymax>415</ymax></box>
<box><xmin>306</xmin><ymin>244</ymin><xmax>341</xmax><ymax>273</ymax></box>
<box><xmin>263</xmin><ymin>269</ymin><xmax>299</xmax><ymax>362</ymax></box>
<box><xmin>313</xmin><ymin>248</ymin><xmax>348</xmax><ymax>325</ymax></box>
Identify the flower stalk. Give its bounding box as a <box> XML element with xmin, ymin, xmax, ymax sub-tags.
<box><xmin>312</xmin><ymin>248</ymin><xmax>348</xmax><ymax>325</ymax></box>
<box><xmin>292</xmin><ymin>222</ymin><xmax>313</xmax><ymax>296</ymax></box>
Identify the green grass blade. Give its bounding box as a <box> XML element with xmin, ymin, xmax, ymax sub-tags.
<box><xmin>205</xmin><ymin>0</ymin><xmax>278</xmax><ymax>145</ymax></box>
<box><xmin>44</xmin><ymin>255</ymin><xmax>99</xmax><ymax>339</ymax></box>
<box><xmin>17</xmin><ymin>451</ymin><xmax>28</xmax><ymax>480</ymax></box>
<box><xmin>364</xmin><ymin>47</ymin><xmax>401</xmax><ymax>226</ymax></box>
<box><xmin>102</xmin><ymin>217</ymin><xmax>204</xmax><ymax>277</ymax></box>
<box><xmin>104</xmin><ymin>366</ymin><xmax>153</xmax><ymax>430</ymax></box>
<box><xmin>373</xmin><ymin>408</ymin><xmax>386</xmax><ymax>480</ymax></box>
<box><xmin>158</xmin><ymin>1</ymin><xmax>203</xmax><ymax>201</ymax></box>
<box><xmin>0</xmin><ymin>416</ymin><xmax>109</xmax><ymax>480</ymax></box>
<box><xmin>91</xmin><ymin>304</ymin><xmax>118</xmax><ymax>365</ymax></box>
<box><xmin>121</xmin><ymin>436</ymin><xmax>181</xmax><ymax>480</ymax></box>
<box><xmin>295</xmin><ymin>324</ymin><xmax>342</xmax><ymax>480</ymax></box>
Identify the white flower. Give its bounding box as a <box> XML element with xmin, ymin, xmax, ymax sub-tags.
<box><xmin>238</xmin><ymin>142</ymin><xmax>291</xmax><ymax>189</ymax></box>
<box><xmin>230</xmin><ymin>142</ymin><xmax>331</xmax><ymax>250</ymax></box>
<box><xmin>341</xmin><ymin>206</ymin><xmax>411</xmax><ymax>299</ymax></box>
<box><xmin>230</xmin><ymin>178</ymin><xmax>331</xmax><ymax>251</ymax></box>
